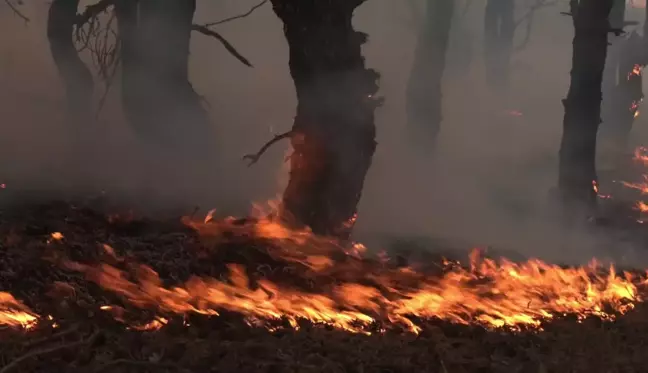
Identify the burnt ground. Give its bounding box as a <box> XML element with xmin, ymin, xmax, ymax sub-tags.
<box><xmin>0</xmin><ymin>197</ymin><xmax>648</xmax><ymax>373</ymax></box>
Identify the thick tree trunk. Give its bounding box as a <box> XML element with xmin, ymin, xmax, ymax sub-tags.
<box><xmin>115</xmin><ymin>0</ymin><xmax>212</xmax><ymax>155</ymax></box>
<box><xmin>558</xmin><ymin>0</ymin><xmax>613</xmax><ymax>213</ymax></box>
<box><xmin>270</xmin><ymin>0</ymin><xmax>380</xmax><ymax>239</ymax></box>
<box><xmin>406</xmin><ymin>0</ymin><xmax>454</xmax><ymax>147</ymax></box>
<box><xmin>484</xmin><ymin>0</ymin><xmax>514</xmax><ymax>92</ymax></box>
<box><xmin>47</xmin><ymin>0</ymin><xmax>93</xmax><ymax>129</ymax></box>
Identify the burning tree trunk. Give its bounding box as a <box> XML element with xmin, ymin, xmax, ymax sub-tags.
<box><xmin>484</xmin><ymin>0</ymin><xmax>514</xmax><ymax>92</ymax></box>
<box><xmin>558</xmin><ymin>0</ymin><xmax>614</xmax><ymax>213</ymax></box>
<box><xmin>269</xmin><ymin>0</ymin><xmax>381</xmax><ymax>239</ymax></box>
<box><xmin>47</xmin><ymin>0</ymin><xmax>93</xmax><ymax>129</ymax></box>
<box><xmin>406</xmin><ymin>0</ymin><xmax>454</xmax><ymax>146</ymax></box>
<box><xmin>115</xmin><ymin>0</ymin><xmax>212</xmax><ymax>155</ymax></box>
<box><xmin>599</xmin><ymin>0</ymin><xmax>644</xmax><ymax>165</ymax></box>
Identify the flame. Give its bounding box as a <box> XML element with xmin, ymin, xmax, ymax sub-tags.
<box><xmin>50</xmin><ymin>232</ymin><xmax>64</xmax><ymax>241</ymax></box>
<box><xmin>0</xmin><ymin>292</ymin><xmax>39</xmax><ymax>329</ymax></box>
<box><xmin>628</xmin><ymin>64</ymin><xmax>643</xmax><ymax>80</ymax></box>
<box><xmin>637</xmin><ymin>201</ymin><xmax>648</xmax><ymax>212</ymax></box>
<box><xmin>59</xmin><ymin>211</ymin><xmax>645</xmax><ymax>334</ymax></box>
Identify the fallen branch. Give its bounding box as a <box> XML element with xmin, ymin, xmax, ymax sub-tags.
<box><xmin>243</xmin><ymin>130</ymin><xmax>294</xmax><ymax>167</ymax></box>
<box><xmin>4</xmin><ymin>0</ymin><xmax>29</xmax><ymax>23</ymax></box>
<box><xmin>93</xmin><ymin>359</ymin><xmax>194</xmax><ymax>373</ymax></box>
<box><xmin>191</xmin><ymin>25</ymin><xmax>253</xmax><ymax>67</ymax></box>
<box><xmin>203</xmin><ymin>0</ymin><xmax>268</xmax><ymax>27</ymax></box>
<box><xmin>0</xmin><ymin>331</ymin><xmax>100</xmax><ymax>373</ymax></box>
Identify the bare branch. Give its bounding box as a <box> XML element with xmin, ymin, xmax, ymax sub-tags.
<box><xmin>76</xmin><ymin>0</ymin><xmax>115</xmax><ymax>27</ymax></box>
<box><xmin>0</xmin><ymin>331</ymin><xmax>100</xmax><ymax>373</ymax></box>
<box><xmin>243</xmin><ymin>130</ymin><xmax>294</xmax><ymax>166</ymax></box>
<box><xmin>4</xmin><ymin>0</ymin><xmax>29</xmax><ymax>23</ymax></box>
<box><xmin>192</xmin><ymin>24</ymin><xmax>253</xmax><ymax>67</ymax></box>
<box><xmin>203</xmin><ymin>0</ymin><xmax>268</xmax><ymax>27</ymax></box>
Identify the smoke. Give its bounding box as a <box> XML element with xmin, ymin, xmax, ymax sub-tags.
<box><xmin>1</xmin><ymin>0</ymin><xmax>647</xmax><ymax>265</ymax></box>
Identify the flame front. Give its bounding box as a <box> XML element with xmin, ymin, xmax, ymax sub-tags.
<box><xmin>61</xmin><ymin>212</ymin><xmax>644</xmax><ymax>334</ymax></box>
<box><xmin>0</xmin><ymin>292</ymin><xmax>39</xmax><ymax>329</ymax></box>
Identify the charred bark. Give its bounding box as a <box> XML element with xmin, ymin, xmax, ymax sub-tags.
<box><xmin>115</xmin><ymin>0</ymin><xmax>212</xmax><ymax>155</ymax></box>
<box><xmin>558</xmin><ymin>0</ymin><xmax>613</xmax><ymax>213</ymax></box>
<box><xmin>484</xmin><ymin>0</ymin><xmax>514</xmax><ymax>92</ymax></box>
<box><xmin>406</xmin><ymin>0</ymin><xmax>454</xmax><ymax>147</ymax></box>
<box><xmin>47</xmin><ymin>0</ymin><xmax>93</xmax><ymax>129</ymax></box>
<box><xmin>270</xmin><ymin>0</ymin><xmax>381</xmax><ymax>239</ymax></box>
<box><xmin>599</xmin><ymin>0</ymin><xmax>644</xmax><ymax>164</ymax></box>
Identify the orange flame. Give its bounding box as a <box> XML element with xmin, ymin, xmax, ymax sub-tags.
<box><xmin>61</xmin><ymin>211</ymin><xmax>645</xmax><ymax>334</ymax></box>
<box><xmin>0</xmin><ymin>292</ymin><xmax>39</xmax><ymax>329</ymax></box>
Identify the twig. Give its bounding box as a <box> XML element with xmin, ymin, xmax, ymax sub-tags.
<box><xmin>21</xmin><ymin>324</ymin><xmax>80</xmax><ymax>348</ymax></box>
<box><xmin>0</xmin><ymin>331</ymin><xmax>100</xmax><ymax>373</ymax></box>
<box><xmin>95</xmin><ymin>54</ymin><xmax>121</xmax><ymax>118</ymax></box>
<box><xmin>191</xmin><ymin>25</ymin><xmax>253</xmax><ymax>67</ymax></box>
<box><xmin>4</xmin><ymin>0</ymin><xmax>29</xmax><ymax>23</ymax></box>
<box><xmin>243</xmin><ymin>130</ymin><xmax>294</xmax><ymax>167</ymax></box>
<box><xmin>76</xmin><ymin>0</ymin><xmax>115</xmax><ymax>27</ymax></box>
<box><xmin>203</xmin><ymin>0</ymin><xmax>268</xmax><ymax>27</ymax></box>
<box><xmin>93</xmin><ymin>359</ymin><xmax>194</xmax><ymax>373</ymax></box>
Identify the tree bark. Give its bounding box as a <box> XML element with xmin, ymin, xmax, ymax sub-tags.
<box><xmin>47</xmin><ymin>0</ymin><xmax>93</xmax><ymax>130</ymax></box>
<box><xmin>115</xmin><ymin>0</ymin><xmax>212</xmax><ymax>156</ymax></box>
<box><xmin>406</xmin><ymin>0</ymin><xmax>454</xmax><ymax>147</ymax></box>
<box><xmin>484</xmin><ymin>0</ymin><xmax>514</xmax><ymax>92</ymax></box>
<box><xmin>270</xmin><ymin>0</ymin><xmax>381</xmax><ymax>239</ymax></box>
<box><xmin>558</xmin><ymin>0</ymin><xmax>613</xmax><ymax>213</ymax></box>
<box><xmin>599</xmin><ymin>0</ymin><xmax>644</xmax><ymax>163</ymax></box>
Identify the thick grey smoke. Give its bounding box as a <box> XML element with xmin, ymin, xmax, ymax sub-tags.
<box><xmin>1</xmin><ymin>0</ymin><xmax>648</xmax><ymax>265</ymax></box>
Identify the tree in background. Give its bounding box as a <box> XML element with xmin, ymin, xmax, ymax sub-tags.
<box><xmin>558</xmin><ymin>0</ymin><xmax>614</xmax><ymax>215</ymax></box>
<box><xmin>47</xmin><ymin>0</ymin><xmax>93</xmax><ymax>134</ymax></box>
<box><xmin>599</xmin><ymin>0</ymin><xmax>645</xmax><ymax>169</ymax></box>
<box><xmin>114</xmin><ymin>0</ymin><xmax>212</xmax><ymax>156</ymax></box>
<box><xmin>44</xmin><ymin>0</ymin><xmax>252</xmax><ymax>159</ymax></box>
<box><xmin>484</xmin><ymin>0</ymin><xmax>514</xmax><ymax>92</ymax></box>
<box><xmin>406</xmin><ymin>0</ymin><xmax>454</xmax><ymax>148</ymax></box>
<box><xmin>268</xmin><ymin>0</ymin><xmax>381</xmax><ymax>239</ymax></box>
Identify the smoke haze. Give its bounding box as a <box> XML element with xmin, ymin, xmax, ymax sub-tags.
<box><xmin>1</xmin><ymin>0</ymin><xmax>648</xmax><ymax>265</ymax></box>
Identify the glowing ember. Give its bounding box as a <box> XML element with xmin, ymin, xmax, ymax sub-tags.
<box><xmin>637</xmin><ymin>201</ymin><xmax>648</xmax><ymax>213</ymax></box>
<box><xmin>628</xmin><ymin>64</ymin><xmax>643</xmax><ymax>80</ymax></box>
<box><xmin>50</xmin><ymin>232</ymin><xmax>64</xmax><ymax>241</ymax></box>
<box><xmin>0</xmin><ymin>292</ymin><xmax>39</xmax><ymax>329</ymax></box>
<box><xmin>635</xmin><ymin>147</ymin><xmax>648</xmax><ymax>165</ymax></box>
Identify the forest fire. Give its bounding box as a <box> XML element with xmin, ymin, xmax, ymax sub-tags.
<box><xmin>0</xmin><ymin>210</ymin><xmax>641</xmax><ymax>335</ymax></box>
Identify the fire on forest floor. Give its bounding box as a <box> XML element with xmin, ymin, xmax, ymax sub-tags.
<box><xmin>1</xmin><ymin>146</ymin><xmax>648</xmax><ymax>371</ymax></box>
<box><xmin>0</xmin><ymin>201</ymin><xmax>647</xmax><ymax>373</ymax></box>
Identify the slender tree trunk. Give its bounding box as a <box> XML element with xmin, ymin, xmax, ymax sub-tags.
<box><xmin>406</xmin><ymin>0</ymin><xmax>454</xmax><ymax>147</ymax></box>
<box><xmin>270</xmin><ymin>0</ymin><xmax>381</xmax><ymax>239</ymax></box>
<box><xmin>47</xmin><ymin>0</ymin><xmax>93</xmax><ymax>129</ymax></box>
<box><xmin>115</xmin><ymin>0</ymin><xmax>212</xmax><ymax>155</ymax></box>
<box><xmin>599</xmin><ymin>0</ymin><xmax>644</xmax><ymax>165</ymax></box>
<box><xmin>484</xmin><ymin>0</ymin><xmax>514</xmax><ymax>92</ymax></box>
<box><xmin>558</xmin><ymin>0</ymin><xmax>613</xmax><ymax>213</ymax></box>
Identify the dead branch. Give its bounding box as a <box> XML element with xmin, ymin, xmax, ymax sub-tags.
<box><xmin>243</xmin><ymin>130</ymin><xmax>294</xmax><ymax>167</ymax></box>
<box><xmin>203</xmin><ymin>0</ymin><xmax>268</xmax><ymax>27</ymax></box>
<box><xmin>76</xmin><ymin>0</ymin><xmax>115</xmax><ymax>27</ymax></box>
<box><xmin>192</xmin><ymin>24</ymin><xmax>253</xmax><ymax>67</ymax></box>
<box><xmin>4</xmin><ymin>0</ymin><xmax>29</xmax><ymax>23</ymax></box>
<box><xmin>0</xmin><ymin>331</ymin><xmax>100</xmax><ymax>373</ymax></box>
<box><xmin>514</xmin><ymin>0</ymin><xmax>559</xmax><ymax>51</ymax></box>
<box><xmin>93</xmin><ymin>359</ymin><xmax>194</xmax><ymax>373</ymax></box>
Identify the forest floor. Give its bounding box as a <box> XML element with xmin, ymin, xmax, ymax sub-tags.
<box><xmin>0</xmin><ymin>197</ymin><xmax>648</xmax><ymax>373</ymax></box>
